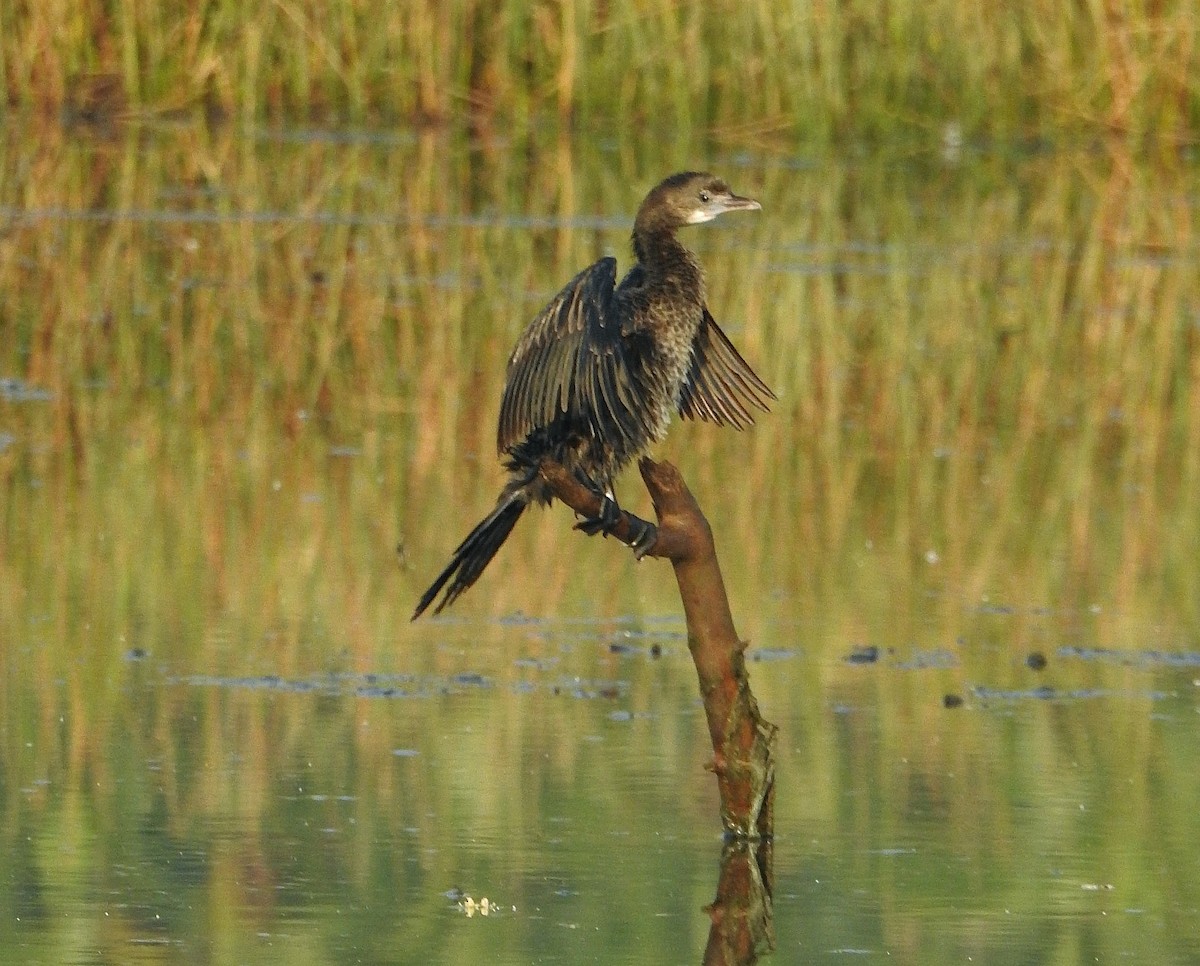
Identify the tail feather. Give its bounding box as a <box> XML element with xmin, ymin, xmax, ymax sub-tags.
<box><xmin>411</xmin><ymin>493</ymin><xmax>528</xmax><ymax>619</ymax></box>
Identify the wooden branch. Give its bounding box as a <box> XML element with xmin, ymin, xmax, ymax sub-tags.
<box><xmin>536</xmin><ymin>458</ymin><xmax>691</xmax><ymax>560</ymax></box>
<box><xmin>539</xmin><ymin>457</ymin><xmax>777</xmax><ymax>839</ymax></box>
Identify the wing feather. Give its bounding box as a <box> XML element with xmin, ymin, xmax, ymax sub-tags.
<box><xmin>498</xmin><ymin>258</ymin><xmax>644</xmax><ymax>455</ymax></box>
<box><xmin>678</xmin><ymin>310</ymin><xmax>776</xmax><ymax>428</ymax></box>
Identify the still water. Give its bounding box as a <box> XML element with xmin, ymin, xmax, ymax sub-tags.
<box><xmin>1</xmin><ymin>123</ymin><xmax>1199</xmax><ymax>964</ymax></box>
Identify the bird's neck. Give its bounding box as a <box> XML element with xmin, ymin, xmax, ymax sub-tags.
<box><xmin>631</xmin><ymin>227</ymin><xmax>702</xmax><ymax>293</ymax></box>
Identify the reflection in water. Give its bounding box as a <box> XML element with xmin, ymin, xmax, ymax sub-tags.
<box><xmin>1</xmin><ymin>123</ymin><xmax>1199</xmax><ymax>963</ymax></box>
<box><xmin>704</xmin><ymin>841</ymin><xmax>775</xmax><ymax>965</ymax></box>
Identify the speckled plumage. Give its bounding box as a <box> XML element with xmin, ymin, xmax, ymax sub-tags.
<box><xmin>413</xmin><ymin>172</ymin><xmax>775</xmax><ymax>619</ymax></box>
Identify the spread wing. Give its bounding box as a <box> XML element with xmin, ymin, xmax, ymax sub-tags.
<box><xmin>498</xmin><ymin>257</ymin><xmax>650</xmax><ymax>454</ymax></box>
<box><xmin>678</xmin><ymin>309</ymin><xmax>776</xmax><ymax>428</ymax></box>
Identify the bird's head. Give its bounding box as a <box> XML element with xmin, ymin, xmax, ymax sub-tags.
<box><xmin>635</xmin><ymin>172</ymin><xmax>761</xmax><ymax>234</ymax></box>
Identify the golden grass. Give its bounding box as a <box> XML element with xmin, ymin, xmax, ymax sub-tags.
<box><xmin>0</xmin><ymin>1</ymin><xmax>1197</xmax><ymax>142</ymax></box>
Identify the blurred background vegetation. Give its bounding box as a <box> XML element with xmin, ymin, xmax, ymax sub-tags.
<box><xmin>3</xmin><ymin>124</ymin><xmax>1198</xmax><ymax>645</ymax></box>
<box><xmin>2</xmin><ymin>0</ymin><xmax>1198</xmax><ymax>143</ymax></box>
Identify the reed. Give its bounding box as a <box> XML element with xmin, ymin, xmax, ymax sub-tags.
<box><xmin>2</xmin><ymin>125</ymin><xmax>1198</xmax><ymax>630</ymax></box>
<box><xmin>0</xmin><ymin>0</ymin><xmax>1197</xmax><ymax>141</ymax></box>
<box><xmin>0</xmin><ymin>123</ymin><xmax>1195</xmax><ymax>704</ymax></box>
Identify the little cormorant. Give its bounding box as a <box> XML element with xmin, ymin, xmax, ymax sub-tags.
<box><xmin>412</xmin><ymin>171</ymin><xmax>774</xmax><ymax>619</ymax></box>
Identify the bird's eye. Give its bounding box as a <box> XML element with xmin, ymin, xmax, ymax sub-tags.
<box><xmin>699</xmin><ymin>191</ymin><xmax>710</xmax><ymax>203</ymax></box>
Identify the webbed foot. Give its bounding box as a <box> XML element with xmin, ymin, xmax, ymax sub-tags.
<box><xmin>574</xmin><ymin>493</ymin><xmax>622</xmax><ymax>536</ymax></box>
<box><xmin>627</xmin><ymin>519</ymin><xmax>658</xmax><ymax>560</ymax></box>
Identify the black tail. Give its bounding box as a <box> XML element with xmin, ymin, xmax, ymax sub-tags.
<box><xmin>411</xmin><ymin>491</ymin><xmax>528</xmax><ymax>620</ymax></box>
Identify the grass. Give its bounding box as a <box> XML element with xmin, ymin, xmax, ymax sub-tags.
<box><xmin>0</xmin><ymin>0</ymin><xmax>1198</xmax><ymax>142</ymax></box>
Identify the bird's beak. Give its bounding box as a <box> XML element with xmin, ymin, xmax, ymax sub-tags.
<box><xmin>721</xmin><ymin>193</ymin><xmax>762</xmax><ymax>213</ymax></box>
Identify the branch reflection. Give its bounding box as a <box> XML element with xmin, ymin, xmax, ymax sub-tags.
<box><xmin>702</xmin><ymin>839</ymin><xmax>775</xmax><ymax>966</ymax></box>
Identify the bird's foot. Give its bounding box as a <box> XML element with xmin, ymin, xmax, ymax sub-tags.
<box><xmin>574</xmin><ymin>493</ymin><xmax>622</xmax><ymax>537</ymax></box>
<box><xmin>626</xmin><ymin>519</ymin><xmax>658</xmax><ymax>560</ymax></box>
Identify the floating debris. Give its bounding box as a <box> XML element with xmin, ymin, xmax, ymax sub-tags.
<box><xmin>166</xmin><ymin>668</ymin><xmax>634</xmax><ymax>702</ymax></box>
<box><xmin>1058</xmin><ymin>646</ymin><xmax>1200</xmax><ymax>668</ymax></box>
<box><xmin>894</xmin><ymin>649</ymin><xmax>957</xmax><ymax>670</ymax></box>
<box><xmin>973</xmin><ymin>685</ymin><xmax>1058</xmax><ymax>701</ymax></box>
<box><xmin>845</xmin><ymin>645</ymin><xmax>879</xmax><ymax>665</ymax></box>
<box><xmin>463</xmin><ymin>896</ymin><xmax>490</xmax><ymax>916</ymax></box>
<box><xmin>455</xmin><ymin>893</ymin><xmax>511</xmax><ymax>917</ymax></box>
<box><xmin>0</xmin><ymin>378</ymin><xmax>53</xmax><ymax>403</ymax></box>
<box><xmin>970</xmin><ymin>684</ymin><xmax>1172</xmax><ymax>702</ymax></box>
<box><xmin>749</xmin><ymin>647</ymin><xmax>800</xmax><ymax>662</ymax></box>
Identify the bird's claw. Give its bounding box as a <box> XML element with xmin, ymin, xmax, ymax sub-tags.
<box><xmin>574</xmin><ymin>494</ymin><xmax>622</xmax><ymax>537</ymax></box>
<box><xmin>572</xmin><ymin>487</ymin><xmax>655</xmax><ymax>557</ymax></box>
<box><xmin>627</xmin><ymin>520</ymin><xmax>658</xmax><ymax>560</ymax></box>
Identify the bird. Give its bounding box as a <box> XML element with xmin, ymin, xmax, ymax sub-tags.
<box><xmin>411</xmin><ymin>171</ymin><xmax>775</xmax><ymax>619</ymax></box>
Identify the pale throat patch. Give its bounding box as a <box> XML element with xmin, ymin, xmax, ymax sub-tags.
<box><xmin>685</xmin><ymin>209</ymin><xmax>717</xmax><ymax>224</ymax></box>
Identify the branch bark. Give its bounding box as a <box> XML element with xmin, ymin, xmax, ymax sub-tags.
<box><xmin>539</xmin><ymin>457</ymin><xmax>777</xmax><ymax>839</ymax></box>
